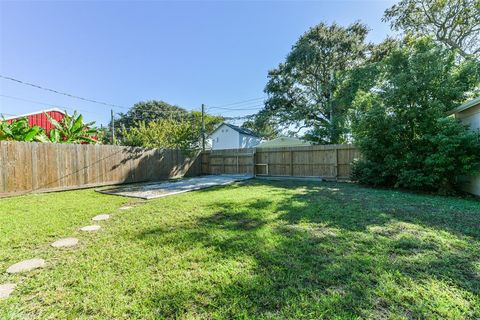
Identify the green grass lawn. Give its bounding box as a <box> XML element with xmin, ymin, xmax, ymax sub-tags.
<box><xmin>0</xmin><ymin>180</ymin><xmax>479</xmax><ymax>319</ymax></box>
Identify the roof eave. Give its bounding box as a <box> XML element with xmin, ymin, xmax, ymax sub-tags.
<box><xmin>2</xmin><ymin>108</ymin><xmax>66</xmax><ymax>121</ymax></box>
<box><xmin>447</xmin><ymin>96</ymin><xmax>480</xmax><ymax>115</ymax></box>
<box><xmin>208</xmin><ymin>122</ymin><xmax>259</xmax><ymax>138</ymax></box>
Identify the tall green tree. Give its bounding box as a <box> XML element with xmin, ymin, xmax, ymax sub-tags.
<box><xmin>264</xmin><ymin>22</ymin><xmax>370</xmax><ymax>144</ymax></box>
<box><xmin>120</xmin><ymin>111</ymin><xmax>223</xmax><ymax>150</ymax></box>
<box><xmin>384</xmin><ymin>0</ymin><xmax>480</xmax><ymax>60</ymax></box>
<box><xmin>352</xmin><ymin>37</ymin><xmax>480</xmax><ymax>193</ymax></box>
<box><xmin>114</xmin><ymin>100</ymin><xmax>223</xmax><ymax>148</ymax></box>
<box><xmin>115</xmin><ymin>100</ymin><xmax>189</xmax><ymax>130</ymax></box>
<box><xmin>122</xmin><ymin>119</ymin><xmax>199</xmax><ymax>150</ymax></box>
<box><xmin>241</xmin><ymin>111</ymin><xmax>279</xmax><ymax>140</ymax></box>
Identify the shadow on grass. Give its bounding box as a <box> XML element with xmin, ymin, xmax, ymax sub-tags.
<box><xmin>135</xmin><ymin>180</ymin><xmax>480</xmax><ymax>318</ymax></box>
<box><xmin>263</xmin><ymin>180</ymin><xmax>480</xmax><ymax>240</ymax></box>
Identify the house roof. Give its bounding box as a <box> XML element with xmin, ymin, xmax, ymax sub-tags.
<box><xmin>209</xmin><ymin>122</ymin><xmax>259</xmax><ymax>138</ymax></box>
<box><xmin>447</xmin><ymin>96</ymin><xmax>480</xmax><ymax>115</ymax></box>
<box><xmin>2</xmin><ymin>108</ymin><xmax>66</xmax><ymax>121</ymax></box>
<box><xmin>256</xmin><ymin>136</ymin><xmax>311</xmax><ymax>148</ymax></box>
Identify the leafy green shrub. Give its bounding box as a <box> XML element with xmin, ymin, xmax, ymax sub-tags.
<box><xmin>122</xmin><ymin>119</ymin><xmax>199</xmax><ymax>151</ymax></box>
<box><xmin>0</xmin><ymin>117</ymin><xmax>43</xmax><ymax>142</ymax></box>
<box><xmin>352</xmin><ymin>117</ymin><xmax>480</xmax><ymax>193</ymax></box>
<box><xmin>351</xmin><ymin>38</ymin><xmax>480</xmax><ymax>194</ymax></box>
<box><xmin>37</xmin><ymin>111</ymin><xmax>100</xmax><ymax>144</ymax></box>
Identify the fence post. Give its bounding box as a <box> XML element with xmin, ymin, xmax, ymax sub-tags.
<box><xmin>334</xmin><ymin>147</ymin><xmax>339</xmax><ymax>180</ymax></box>
<box><xmin>222</xmin><ymin>154</ymin><xmax>225</xmax><ymax>174</ymax></box>
<box><xmin>289</xmin><ymin>150</ymin><xmax>293</xmax><ymax>176</ymax></box>
<box><xmin>252</xmin><ymin>149</ymin><xmax>256</xmax><ymax>176</ymax></box>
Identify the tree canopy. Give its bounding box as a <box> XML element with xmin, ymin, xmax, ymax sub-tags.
<box><xmin>115</xmin><ymin>100</ymin><xmax>189</xmax><ymax>130</ymax></box>
<box><xmin>118</xmin><ymin>100</ymin><xmax>223</xmax><ymax>150</ymax></box>
<box><xmin>383</xmin><ymin>0</ymin><xmax>480</xmax><ymax>60</ymax></box>
<box><xmin>263</xmin><ymin>22</ymin><xmax>370</xmax><ymax>143</ymax></box>
<box><xmin>241</xmin><ymin>111</ymin><xmax>280</xmax><ymax>140</ymax></box>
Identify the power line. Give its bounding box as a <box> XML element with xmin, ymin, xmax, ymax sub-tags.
<box><xmin>0</xmin><ymin>94</ymin><xmax>100</xmax><ymax>116</ymax></box>
<box><xmin>223</xmin><ymin>114</ymin><xmax>256</xmax><ymax>120</ymax></box>
<box><xmin>209</xmin><ymin>96</ymin><xmax>265</xmax><ymax>109</ymax></box>
<box><xmin>0</xmin><ymin>75</ymin><xmax>129</xmax><ymax>110</ymax></box>
<box><xmin>0</xmin><ymin>94</ymin><xmax>198</xmax><ymax>120</ymax></box>
<box><xmin>1</xmin><ymin>74</ymin><xmax>265</xmax><ymax>116</ymax></box>
<box><xmin>0</xmin><ymin>112</ymin><xmax>17</xmax><ymax>117</ymax></box>
<box><xmin>207</xmin><ymin>103</ymin><xmax>265</xmax><ymax>111</ymax></box>
<box><xmin>115</xmin><ymin>109</ymin><xmax>200</xmax><ymax>119</ymax></box>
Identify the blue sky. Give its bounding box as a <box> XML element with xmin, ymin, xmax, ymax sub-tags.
<box><xmin>0</xmin><ymin>0</ymin><xmax>396</xmax><ymax>126</ymax></box>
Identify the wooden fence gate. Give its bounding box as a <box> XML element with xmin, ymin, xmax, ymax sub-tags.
<box><xmin>201</xmin><ymin>144</ymin><xmax>360</xmax><ymax>180</ymax></box>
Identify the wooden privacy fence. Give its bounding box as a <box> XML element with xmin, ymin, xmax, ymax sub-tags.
<box><xmin>201</xmin><ymin>144</ymin><xmax>361</xmax><ymax>180</ymax></box>
<box><xmin>0</xmin><ymin>141</ymin><xmax>201</xmax><ymax>196</ymax></box>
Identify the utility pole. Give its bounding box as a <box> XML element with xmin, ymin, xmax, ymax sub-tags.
<box><xmin>110</xmin><ymin>109</ymin><xmax>115</xmax><ymax>145</ymax></box>
<box><xmin>201</xmin><ymin>104</ymin><xmax>205</xmax><ymax>151</ymax></box>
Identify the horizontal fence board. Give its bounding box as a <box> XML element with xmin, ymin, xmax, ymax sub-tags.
<box><xmin>201</xmin><ymin>144</ymin><xmax>360</xmax><ymax>180</ymax></box>
<box><xmin>0</xmin><ymin>141</ymin><xmax>201</xmax><ymax>197</ymax></box>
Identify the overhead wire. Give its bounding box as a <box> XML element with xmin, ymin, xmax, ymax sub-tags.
<box><xmin>208</xmin><ymin>104</ymin><xmax>264</xmax><ymax>111</ymax></box>
<box><xmin>0</xmin><ymin>75</ymin><xmax>129</xmax><ymax>110</ymax></box>
<box><xmin>0</xmin><ymin>94</ymin><xmax>101</xmax><ymax>116</ymax></box>
<box><xmin>0</xmin><ymin>94</ymin><xmax>201</xmax><ymax>121</ymax></box>
<box><xmin>208</xmin><ymin>96</ymin><xmax>265</xmax><ymax>109</ymax></box>
<box><xmin>207</xmin><ymin>105</ymin><xmax>263</xmax><ymax>114</ymax></box>
<box><xmin>0</xmin><ymin>112</ymin><xmax>17</xmax><ymax>117</ymax></box>
<box><xmin>0</xmin><ymin>75</ymin><xmax>267</xmax><ymax>124</ymax></box>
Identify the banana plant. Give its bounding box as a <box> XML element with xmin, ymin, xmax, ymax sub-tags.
<box><xmin>0</xmin><ymin>117</ymin><xmax>43</xmax><ymax>142</ymax></box>
<box><xmin>37</xmin><ymin>111</ymin><xmax>100</xmax><ymax>144</ymax></box>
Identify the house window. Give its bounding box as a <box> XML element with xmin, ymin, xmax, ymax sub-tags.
<box><xmin>216</xmin><ymin>137</ymin><xmax>219</xmax><ymax>142</ymax></box>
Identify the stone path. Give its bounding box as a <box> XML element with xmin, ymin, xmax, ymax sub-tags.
<box><xmin>92</xmin><ymin>214</ymin><xmax>110</xmax><ymax>221</ymax></box>
<box><xmin>7</xmin><ymin>258</ymin><xmax>45</xmax><ymax>274</ymax></box>
<box><xmin>3</xmin><ymin>208</ymin><xmax>123</xmax><ymax>299</ymax></box>
<box><xmin>51</xmin><ymin>238</ymin><xmax>79</xmax><ymax>248</ymax></box>
<box><xmin>80</xmin><ymin>225</ymin><xmax>101</xmax><ymax>232</ymax></box>
<box><xmin>0</xmin><ymin>283</ymin><xmax>16</xmax><ymax>299</ymax></box>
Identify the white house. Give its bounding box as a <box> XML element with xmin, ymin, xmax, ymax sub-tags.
<box><xmin>448</xmin><ymin>96</ymin><xmax>480</xmax><ymax>196</ymax></box>
<box><xmin>208</xmin><ymin>123</ymin><xmax>261</xmax><ymax>150</ymax></box>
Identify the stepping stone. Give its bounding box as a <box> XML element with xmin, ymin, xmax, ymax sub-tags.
<box><xmin>51</xmin><ymin>238</ymin><xmax>79</xmax><ymax>248</ymax></box>
<box><xmin>119</xmin><ymin>206</ymin><xmax>133</xmax><ymax>210</ymax></box>
<box><xmin>80</xmin><ymin>225</ymin><xmax>101</xmax><ymax>232</ymax></box>
<box><xmin>7</xmin><ymin>258</ymin><xmax>45</xmax><ymax>274</ymax></box>
<box><xmin>0</xmin><ymin>283</ymin><xmax>16</xmax><ymax>299</ymax></box>
<box><xmin>92</xmin><ymin>214</ymin><xmax>110</xmax><ymax>221</ymax></box>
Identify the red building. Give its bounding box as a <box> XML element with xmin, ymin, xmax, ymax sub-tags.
<box><xmin>4</xmin><ymin>108</ymin><xmax>65</xmax><ymax>134</ymax></box>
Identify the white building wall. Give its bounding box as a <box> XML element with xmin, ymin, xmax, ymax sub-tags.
<box><xmin>210</xmin><ymin>124</ymin><xmax>241</xmax><ymax>150</ymax></box>
<box><xmin>455</xmin><ymin>104</ymin><xmax>480</xmax><ymax>196</ymax></box>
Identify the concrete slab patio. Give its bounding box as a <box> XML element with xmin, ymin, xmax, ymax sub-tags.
<box><xmin>96</xmin><ymin>174</ymin><xmax>254</xmax><ymax>200</ymax></box>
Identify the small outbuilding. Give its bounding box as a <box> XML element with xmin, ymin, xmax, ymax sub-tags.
<box><xmin>448</xmin><ymin>96</ymin><xmax>480</xmax><ymax>196</ymax></box>
<box><xmin>4</xmin><ymin>108</ymin><xmax>65</xmax><ymax>134</ymax></box>
<box><xmin>208</xmin><ymin>123</ymin><xmax>261</xmax><ymax>150</ymax></box>
<box><xmin>256</xmin><ymin>136</ymin><xmax>311</xmax><ymax>149</ymax></box>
